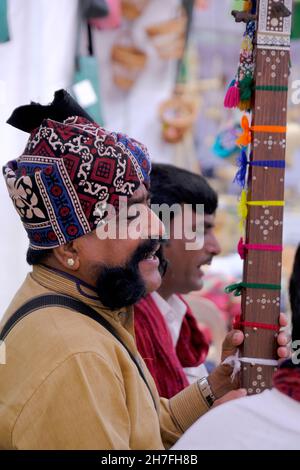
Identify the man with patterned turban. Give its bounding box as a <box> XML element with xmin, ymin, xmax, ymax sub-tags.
<box><xmin>0</xmin><ymin>90</ymin><xmax>247</xmax><ymax>450</ymax></box>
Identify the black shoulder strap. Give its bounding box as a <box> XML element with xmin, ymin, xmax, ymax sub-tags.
<box><xmin>0</xmin><ymin>294</ymin><xmax>157</xmax><ymax>410</ymax></box>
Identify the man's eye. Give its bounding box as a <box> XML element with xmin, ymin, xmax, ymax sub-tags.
<box><xmin>127</xmin><ymin>214</ymin><xmax>138</xmax><ymax>221</ymax></box>
<box><xmin>127</xmin><ymin>208</ymin><xmax>139</xmax><ymax>221</ymax></box>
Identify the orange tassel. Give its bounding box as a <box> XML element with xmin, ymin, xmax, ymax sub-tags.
<box><xmin>243</xmin><ymin>0</ymin><xmax>252</xmax><ymax>12</ymax></box>
<box><xmin>236</xmin><ymin>115</ymin><xmax>251</xmax><ymax>147</ymax></box>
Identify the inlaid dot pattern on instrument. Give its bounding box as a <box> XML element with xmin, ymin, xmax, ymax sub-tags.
<box><xmin>234</xmin><ymin>0</ymin><xmax>291</xmax><ymax>396</ymax></box>
<box><xmin>267</xmin><ymin>1</ymin><xmax>285</xmax><ymax>32</ymax></box>
<box><xmin>263</xmin><ymin>136</ymin><xmax>286</xmax><ymax>151</ymax></box>
<box><xmin>250</xmin><ymin>210</ymin><xmax>283</xmax><ymax>242</ymax></box>
<box><xmin>254</xmin><ymin>370</ymin><xmax>267</xmax><ymax>392</ymax></box>
<box><xmin>255</xmin><ymin>293</ymin><xmax>280</xmax><ymax>309</ymax></box>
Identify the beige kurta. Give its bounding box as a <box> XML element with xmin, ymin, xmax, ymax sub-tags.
<box><xmin>0</xmin><ymin>265</ymin><xmax>209</xmax><ymax>450</ymax></box>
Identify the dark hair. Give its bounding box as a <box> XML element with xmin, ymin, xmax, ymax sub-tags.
<box><xmin>26</xmin><ymin>247</ymin><xmax>53</xmax><ymax>266</ymax></box>
<box><xmin>289</xmin><ymin>244</ymin><xmax>300</xmax><ymax>343</ymax></box>
<box><xmin>150</xmin><ymin>163</ymin><xmax>218</xmax><ymax>217</ymax></box>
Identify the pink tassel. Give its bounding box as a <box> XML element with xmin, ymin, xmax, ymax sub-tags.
<box><xmin>237</xmin><ymin>237</ymin><xmax>246</xmax><ymax>259</ymax></box>
<box><xmin>224</xmin><ymin>80</ymin><xmax>240</xmax><ymax>108</ymax></box>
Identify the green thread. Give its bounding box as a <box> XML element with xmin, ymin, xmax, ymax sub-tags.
<box><xmin>255</xmin><ymin>85</ymin><xmax>288</xmax><ymax>92</ymax></box>
<box><xmin>225</xmin><ymin>282</ymin><xmax>281</xmax><ymax>297</ymax></box>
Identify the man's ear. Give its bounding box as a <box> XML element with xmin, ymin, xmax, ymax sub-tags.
<box><xmin>52</xmin><ymin>241</ymin><xmax>80</xmax><ymax>271</ymax></box>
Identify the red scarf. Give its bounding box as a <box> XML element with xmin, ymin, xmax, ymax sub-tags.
<box><xmin>134</xmin><ymin>294</ymin><xmax>209</xmax><ymax>398</ymax></box>
<box><xmin>273</xmin><ymin>360</ymin><xmax>300</xmax><ymax>403</ymax></box>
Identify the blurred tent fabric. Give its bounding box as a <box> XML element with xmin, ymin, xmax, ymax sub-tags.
<box><xmin>72</xmin><ymin>22</ymin><xmax>104</xmax><ymax>124</ymax></box>
<box><xmin>91</xmin><ymin>0</ymin><xmax>181</xmax><ymax>159</ymax></box>
<box><xmin>0</xmin><ymin>0</ymin><xmax>183</xmax><ymax>314</ymax></box>
<box><xmin>0</xmin><ymin>0</ymin><xmax>9</xmax><ymax>43</ymax></box>
<box><xmin>292</xmin><ymin>0</ymin><xmax>300</xmax><ymax>39</ymax></box>
<box><xmin>0</xmin><ymin>0</ymin><xmax>79</xmax><ymax>313</ymax></box>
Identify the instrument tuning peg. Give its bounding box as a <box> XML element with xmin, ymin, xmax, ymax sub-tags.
<box><xmin>271</xmin><ymin>1</ymin><xmax>291</xmax><ymax>19</ymax></box>
<box><xmin>231</xmin><ymin>10</ymin><xmax>257</xmax><ymax>23</ymax></box>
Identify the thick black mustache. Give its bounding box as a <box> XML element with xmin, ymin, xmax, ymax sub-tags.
<box><xmin>95</xmin><ymin>238</ymin><xmax>165</xmax><ymax>310</ymax></box>
<box><xmin>129</xmin><ymin>238</ymin><xmax>161</xmax><ymax>266</ymax></box>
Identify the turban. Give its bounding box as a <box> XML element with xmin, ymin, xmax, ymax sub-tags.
<box><xmin>3</xmin><ymin>90</ymin><xmax>151</xmax><ymax>249</ymax></box>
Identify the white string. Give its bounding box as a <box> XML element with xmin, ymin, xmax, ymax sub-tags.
<box><xmin>222</xmin><ymin>351</ymin><xmax>279</xmax><ymax>381</ymax></box>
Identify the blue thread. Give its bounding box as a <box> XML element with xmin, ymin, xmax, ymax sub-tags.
<box><xmin>251</xmin><ymin>160</ymin><xmax>285</xmax><ymax>168</ymax></box>
<box><xmin>234</xmin><ymin>152</ymin><xmax>286</xmax><ymax>188</ymax></box>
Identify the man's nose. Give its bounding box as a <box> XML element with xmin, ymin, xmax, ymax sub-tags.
<box><xmin>206</xmin><ymin>233</ymin><xmax>221</xmax><ymax>256</ymax></box>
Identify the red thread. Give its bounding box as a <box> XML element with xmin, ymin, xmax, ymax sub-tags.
<box><xmin>237</xmin><ymin>237</ymin><xmax>283</xmax><ymax>260</ymax></box>
<box><xmin>234</xmin><ymin>320</ymin><xmax>280</xmax><ymax>332</ymax></box>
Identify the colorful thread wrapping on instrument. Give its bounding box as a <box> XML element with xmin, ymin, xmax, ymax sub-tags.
<box><xmin>222</xmin><ymin>351</ymin><xmax>278</xmax><ymax>381</ymax></box>
<box><xmin>237</xmin><ymin>237</ymin><xmax>283</xmax><ymax>259</ymax></box>
<box><xmin>255</xmin><ymin>85</ymin><xmax>288</xmax><ymax>92</ymax></box>
<box><xmin>236</xmin><ymin>115</ymin><xmax>287</xmax><ymax>147</ymax></box>
<box><xmin>251</xmin><ymin>160</ymin><xmax>285</xmax><ymax>168</ymax></box>
<box><xmin>234</xmin><ymin>320</ymin><xmax>280</xmax><ymax>332</ymax></box>
<box><xmin>238</xmin><ymin>189</ymin><xmax>285</xmax><ymax>230</ymax></box>
<box><xmin>234</xmin><ymin>150</ymin><xmax>285</xmax><ymax>187</ymax></box>
<box><xmin>225</xmin><ymin>281</ymin><xmax>281</xmax><ymax>297</ymax></box>
<box><xmin>252</xmin><ymin>125</ymin><xmax>287</xmax><ymax>133</ymax></box>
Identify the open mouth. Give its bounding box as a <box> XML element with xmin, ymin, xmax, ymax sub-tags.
<box><xmin>141</xmin><ymin>243</ymin><xmax>160</xmax><ymax>261</ymax></box>
<box><xmin>197</xmin><ymin>259</ymin><xmax>213</xmax><ymax>270</ymax></box>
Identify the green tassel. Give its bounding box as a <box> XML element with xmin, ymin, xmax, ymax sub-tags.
<box><xmin>225</xmin><ymin>282</ymin><xmax>243</xmax><ymax>297</ymax></box>
<box><xmin>239</xmin><ymin>76</ymin><xmax>254</xmax><ymax>102</ymax></box>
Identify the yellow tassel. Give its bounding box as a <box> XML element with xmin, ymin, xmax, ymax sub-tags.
<box><xmin>238</xmin><ymin>189</ymin><xmax>248</xmax><ymax>232</ymax></box>
<box><xmin>241</xmin><ymin>36</ymin><xmax>253</xmax><ymax>53</ymax></box>
<box><xmin>237</xmin><ymin>188</ymin><xmax>285</xmax><ymax>233</ymax></box>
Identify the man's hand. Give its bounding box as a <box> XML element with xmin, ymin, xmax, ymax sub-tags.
<box><xmin>212</xmin><ymin>389</ymin><xmax>247</xmax><ymax>408</ymax></box>
<box><xmin>207</xmin><ymin>312</ymin><xmax>289</xmax><ymax>399</ymax></box>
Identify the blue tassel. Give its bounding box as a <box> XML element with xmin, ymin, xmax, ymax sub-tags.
<box><xmin>234</xmin><ymin>148</ymin><xmax>248</xmax><ymax>187</ymax></box>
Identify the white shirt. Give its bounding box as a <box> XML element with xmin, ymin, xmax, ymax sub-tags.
<box><xmin>150</xmin><ymin>292</ymin><xmax>208</xmax><ymax>383</ymax></box>
<box><xmin>173</xmin><ymin>388</ymin><xmax>300</xmax><ymax>450</ymax></box>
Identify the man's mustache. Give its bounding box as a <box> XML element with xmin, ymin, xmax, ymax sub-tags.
<box><xmin>130</xmin><ymin>238</ymin><xmax>163</xmax><ymax>266</ymax></box>
<box><xmin>94</xmin><ymin>237</ymin><xmax>166</xmax><ymax>310</ymax></box>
